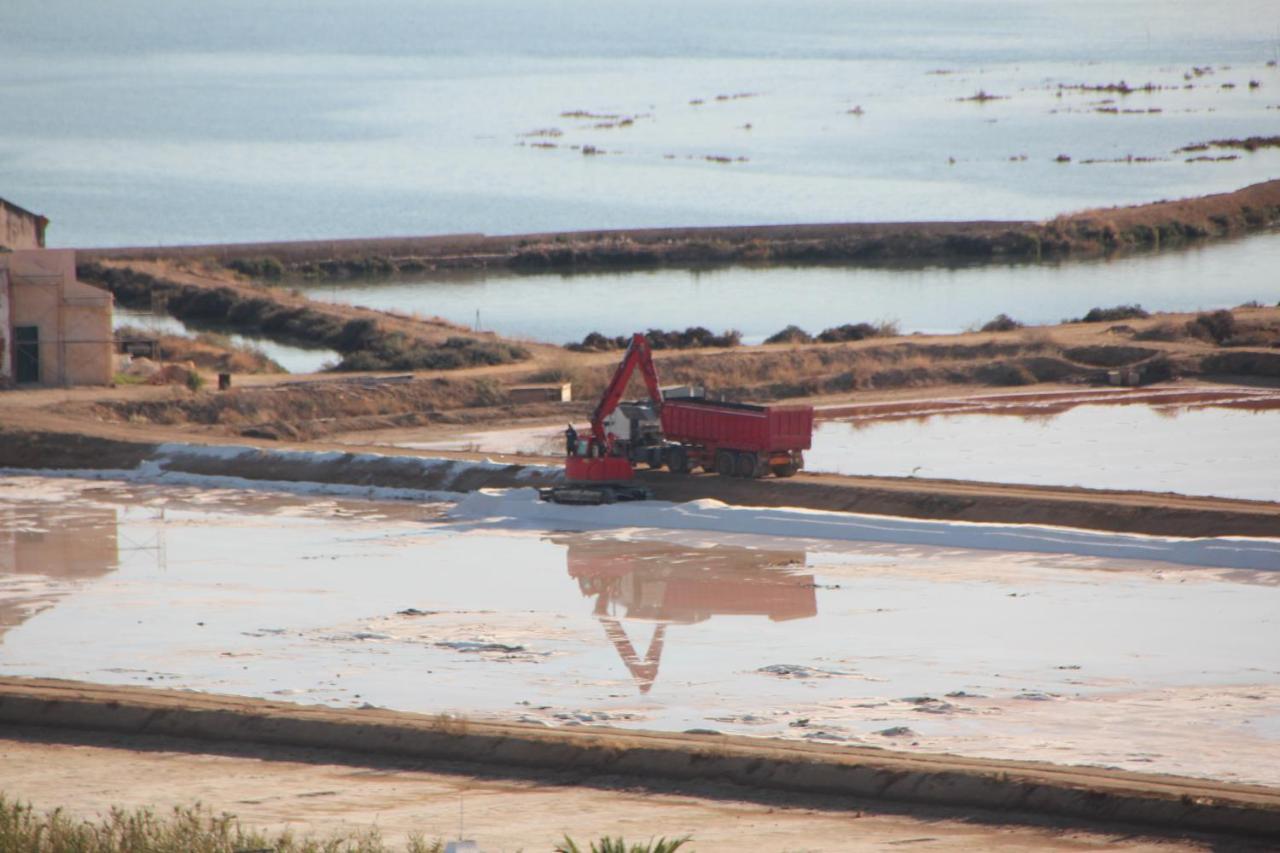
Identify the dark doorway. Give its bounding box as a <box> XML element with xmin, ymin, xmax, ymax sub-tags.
<box><xmin>15</xmin><ymin>325</ymin><xmax>39</xmax><ymax>383</ymax></box>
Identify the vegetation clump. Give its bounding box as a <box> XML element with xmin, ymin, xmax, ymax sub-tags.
<box><xmin>1133</xmin><ymin>309</ymin><xmax>1280</xmax><ymax>348</ymax></box>
<box><xmin>815</xmin><ymin>320</ymin><xmax>899</xmax><ymax>342</ymax></box>
<box><xmin>115</xmin><ymin>325</ymin><xmax>285</xmax><ymax>374</ymax></box>
<box><xmin>566</xmin><ymin>327</ymin><xmax>741</xmax><ymax>352</ymax></box>
<box><xmin>957</xmin><ymin>90</ymin><xmax>1007</xmax><ymax>102</ymax></box>
<box><xmin>764</xmin><ymin>324</ymin><xmax>813</xmax><ymax>344</ymax></box>
<box><xmin>1074</xmin><ymin>305</ymin><xmax>1149</xmax><ymax>323</ymax></box>
<box><xmin>0</xmin><ymin>796</ymin><xmax>443</xmax><ymax>852</ymax></box>
<box><xmin>980</xmin><ymin>313</ymin><xmax>1023</xmax><ymax>332</ymax></box>
<box><xmin>1185</xmin><ymin>309</ymin><xmax>1237</xmax><ymax>344</ymax></box>
<box><xmin>337</xmin><ymin>334</ymin><xmax>528</xmax><ymax>372</ymax></box>
<box><xmin>1176</xmin><ymin>135</ymin><xmax>1280</xmax><ymax>154</ymax></box>
<box><xmin>1132</xmin><ymin>321</ymin><xmax>1186</xmax><ymax>342</ymax></box>
<box><xmin>225</xmin><ymin>257</ymin><xmax>285</xmax><ymax>280</ymax></box>
<box><xmin>557</xmin><ymin>835</ymin><xmax>691</xmax><ymax>853</ymax></box>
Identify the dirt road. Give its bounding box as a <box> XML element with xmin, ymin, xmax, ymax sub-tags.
<box><xmin>0</xmin><ymin>729</ymin><xmax>1218</xmax><ymax>852</ymax></box>
<box><xmin>4</xmin><ymin>402</ymin><xmax>1279</xmax><ymax>537</ymax></box>
<box><xmin>1</xmin><ymin>678</ymin><xmax>1277</xmax><ymax>848</ymax></box>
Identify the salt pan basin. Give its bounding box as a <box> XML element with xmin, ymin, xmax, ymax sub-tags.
<box><xmin>809</xmin><ymin>397</ymin><xmax>1280</xmax><ymax>502</ymax></box>
<box><xmin>1</xmin><ymin>477</ymin><xmax>1277</xmax><ymax>786</ymax></box>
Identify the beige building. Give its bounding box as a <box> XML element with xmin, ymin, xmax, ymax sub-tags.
<box><xmin>0</xmin><ymin>197</ymin><xmax>48</xmax><ymax>251</ymax></box>
<box><xmin>0</xmin><ymin>249</ymin><xmax>114</xmax><ymax>387</ymax></box>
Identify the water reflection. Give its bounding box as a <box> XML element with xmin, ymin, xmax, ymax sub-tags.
<box><xmin>0</xmin><ymin>505</ymin><xmax>118</xmax><ymax>639</ymax></box>
<box><xmin>821</xmin><ymin>387</ymin><xmax>1280</xmax><ymax>428</ymax></box>
<box><xmin>809</xmin><ymin>393</ymin><xmax>1280</xmax><ymax>501</ymax></box>
<box><xmin>112</xmin><ymin>309</ymin><xmax>338</xmax><ymax>375</ymax></box>
<box><xmin>558</xmin><ymin>535</ymin><xmax>816</xmax><ymax>692</ymax></box>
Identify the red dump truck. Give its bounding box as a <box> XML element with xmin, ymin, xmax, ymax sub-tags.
<box><xmin>557</xmin><ymin>334</ymin><xmax>813</xmax><ymax>496</ymax></box>
<box><xmin>660</xmin><ymin>398</ymin><xmax>812</xmax><ymax>477</ymax></box>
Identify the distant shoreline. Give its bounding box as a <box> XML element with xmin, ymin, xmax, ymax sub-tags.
<box><xmin>76</xmin><ymin>179</ymin><xmax>1280</xmax><ymax>277</ymax></box>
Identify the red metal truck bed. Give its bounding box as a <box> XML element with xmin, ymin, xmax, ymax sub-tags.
<box><xmin>660</xmin><ymin>398</ymin><xmax>813</xmax><ymax>452</ymax></box>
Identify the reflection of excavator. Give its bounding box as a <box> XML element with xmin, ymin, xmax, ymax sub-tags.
<box><xmin>558</xmin><ymin>535</ymin><xmax>817</xmax><ymax>693</ymax></box>
<box><xmin>543</xmin><ymin>333</ymin><xmax>814</xmax><ymax>504</ymax></box>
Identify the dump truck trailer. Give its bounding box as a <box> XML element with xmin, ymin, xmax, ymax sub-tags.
<box><xmin>659</xmin><ymin>397</ymin><xmax>812</xmax><ymax>478</ymax></box>
<box><xmin>543</xmin><ymin>333</ymin><xmax>815</xmax><ymax>502</ymax></box>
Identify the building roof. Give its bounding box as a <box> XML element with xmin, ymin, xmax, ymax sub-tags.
<box><xmin>0</xmin><ymin>196</ymin><xmax>49</xmax><ymax>224</ymax></box>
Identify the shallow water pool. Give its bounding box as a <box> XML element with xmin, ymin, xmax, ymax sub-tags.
<box><xmin>810</xmin><ymin>390</ymin><xmax>1280</xmax><ymax>501</ymax></box>
<box><xmin>2</xmin><ymin>477</ymin><xmax>1277</xmax><ymax>784</ymax></box>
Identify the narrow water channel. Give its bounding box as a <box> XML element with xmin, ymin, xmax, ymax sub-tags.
<box><xmin>299</xmin><ymin>232</ymin><xmax>1280</xmax><ymax>344</ymax></box>
<box><xmin>113</xmin><ymin>309</ymin><xmax>338</xmax><ymax>374</ymax></box>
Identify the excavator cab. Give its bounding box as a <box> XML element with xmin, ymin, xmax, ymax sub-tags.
<box><xmin>541</xmin><ymin>334</ymin><xmax>662</xmax><ymax>503</ymax></box>
<box><xmin>564</xmin><ymin>448</ymin><xmax>635</xmax><ymax>483</ymax></box>
<box><xmin>553</xmin><ymin>333</ymin><xmax>664</xmax><ymax>494</ymax></box>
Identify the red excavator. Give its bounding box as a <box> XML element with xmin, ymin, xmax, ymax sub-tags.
<box><xmin>543</xmin><ymin>333</ymin><xmax>814</xmax><ymax>504</ymax></box>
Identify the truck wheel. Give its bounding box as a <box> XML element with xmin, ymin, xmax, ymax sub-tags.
<box><xmin>771</xmin><ymin>462</ymin><xmax>798</xmax><ymax>478</ymax></box>
<box><xmin>666</xmin><ymin>446</ymin><xmax>689</xmax><ymax>474</ymax></box>
<box><xmin>735</xmin><ymin>452</ymin><xmax>758</xmax><ymax>478</ymax></box>
<box><xmin>715</xmin><ymin>450</ymin><xmax>735</xmax><ymax>476</ymax></box>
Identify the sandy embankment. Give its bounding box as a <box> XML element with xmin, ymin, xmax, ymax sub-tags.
<box><xmin>0</xmin><ymin>730</ymin><xmax>1219</xmax><ymax>852</ymax></box>
<box><xmin>2</xmin><ymin>416</ymin><xmax>1279</xmax><ymax>536</ymax></box>
<box><xmin>1</xmin><ymin>677</ymin><xmax>1278</xmax><ymax>842</ymax></box>
<box><xmin>75</xmin><ymin>179</ymin><xmax>1280</xmax><ymax>272</ymax></box>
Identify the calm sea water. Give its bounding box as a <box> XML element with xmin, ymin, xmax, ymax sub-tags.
<box><xmin>3</xmin><ymin>0</ymin><xmax>1279</xmax><ymax>248</ymax></box>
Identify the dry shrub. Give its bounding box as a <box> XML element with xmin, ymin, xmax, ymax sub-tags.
<box><xmin>764</xmin><ymin>325</ymin><xmax>813</xmax><ymax>344</ymax></box>
<box><xmin>525</xmin><ymin>356</ymin><xmax>591</xmax><ymax>388</ymax></box>
<box><xmin>1133</xmin><ymin>321</ymin><xmax>1187</xmax><ymax>341</ymax></box>
<box><xmin>975</xmin><ymin>361</ymin><xmax>1038</xmax><ymax>385</ymax></box>
<box><xmin>1186</xmin><ymin>309</ymin><xmax>1237</xmax><ymax>344</ymax></box>
<box><xmin>1075</xmin><ymin>305</ymin><xmax>1149</xmax><ymax>323</ymax></box>
<box><xmin>980</xmin><ymin>313</ymin><xmax>1023</xmax><ymax>332</ymax></box>
<box><xmin>816</xmin><ymin>321</ymin><xmax>900</xmax><ymax>343</ymax></box>
<box><xmin>566</xmin><ymin>327</ymin><xmax>741</xmax><ymax>352</ymax></box>
<box><xmin>1018</xmin><ymin>327</ymin><xmax>1057</xmax><ymax>347</ymax></box>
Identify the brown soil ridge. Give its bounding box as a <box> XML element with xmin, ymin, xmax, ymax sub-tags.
<box><xmin>77</xmin><ymin>260</ymin><xmax>536</xmax><ymax>372</ymax></box>
<box><xmin>0</xmin><ymin>428</ymin><xmax>560</xmax><ymax>491</ymax></box>
<box><xmin>55</xmin><ymin>320</ymin><xmax>1280</xmax><ymax>440</ymax></box>
<box><xmin>1</xmin><ymin>677</ymin><xmax>1277</xmax><ymax>840</ymax></box>
<box><xmin>637</xmin><ymin>469</ymin><xmax>1280</xmax><ymax>538</ymax></box>
<box><xmin>2</xmin><ymin>426</ymin><xmax>1277</xmax><ymax>537</ymax></box>
<box><xmin>74</xmin><ymin>180</ymin><xmax>1280</xmax><ymax>274</ymax></box>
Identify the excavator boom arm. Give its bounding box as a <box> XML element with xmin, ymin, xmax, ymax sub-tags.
<box><xmin>590</xmin><ymin>333</ymin><xmax>664</xmax><ymax>447</ymax></box>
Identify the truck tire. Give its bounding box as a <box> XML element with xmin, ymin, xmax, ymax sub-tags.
<box><xmin>771</xmin><ymin>462</ymin><xmax>798</xmax><ymax>477</ymax></box>
<box><xmin>735</xmin><ymin>452</ymin><xmax>759</xmax><ymax>478</ymax></box>
<box><xmin>715</xmin><ymin>450</ymin><xmax>735</xmax><ymax>476</ymax></box>
<box><xmin>666</xmin><ymin>446</ymin><xmax>689</xmax><ymax>474</ymax></box>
